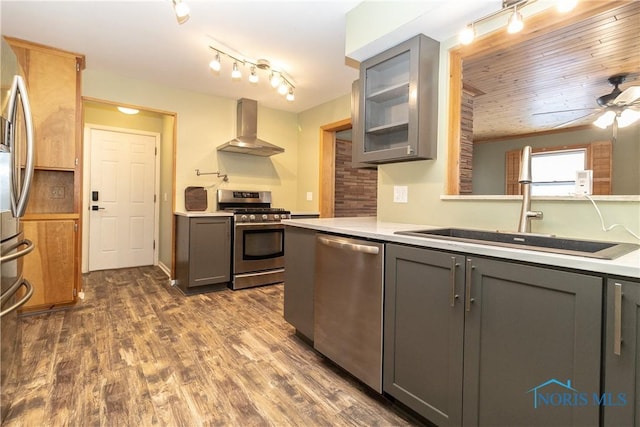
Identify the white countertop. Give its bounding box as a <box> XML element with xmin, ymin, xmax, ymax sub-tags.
<box><xmin>282</xmin><ymin>217</ymin><xmax>640</xmax><ymax>279</ymax></box>
<box><xmin>174</xmin><ymin>211</ymin><xmax>234</xmax><ymax>217</ymax></box>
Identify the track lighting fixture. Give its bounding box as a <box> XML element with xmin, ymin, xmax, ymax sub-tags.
<box><xmin>209</xmin><ymin>52</ymin><xmax>221</xmax><ymax>72</ymax></box>
<box><xmin>270</xmin><ymin>72</ymin><xmax>282</xmax><ymax>88</ymax></box>
<box><xmin>507</xmin><ymin>5</ymin><xmax>524</xmax><ymax>33</ymax></box>
<box><xmin>458</xmin><ymin>24</ymin><xmax>476</xmax><ymax>45</ymax></box>
<box><xmin>249</xmin><ymin>66</ymin><xmax>259</xmax><ymax>84</ymax></box>
<box><xmin>231</xmin><ymin>62</ymin><xmax>242</xmax><ymax>79</ymax></box>
<box><xmin>172</xmin><ymin>0</ymin><xmax>190</xmax><ymax>25</ymax></box>
<box><xmin>206</xmin><ymin>44</ymin><xmax>296</xmax><ymax>101</ymax></box>
<box><xmin>458</xmin><ymin>0</ymin><xmax>579</xmax><ymax>46</ymax></box>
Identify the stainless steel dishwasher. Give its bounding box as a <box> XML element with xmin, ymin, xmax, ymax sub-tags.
<box><xmin>314</xmin><ymin>234</ymin><xmax>384</xmax><ymax>392</ymax></box>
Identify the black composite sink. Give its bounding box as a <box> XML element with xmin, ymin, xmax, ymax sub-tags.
<box><xmin>395</xmin><ymin>228</ymin><xmax>639</xmax><ymax>260</ymax></box>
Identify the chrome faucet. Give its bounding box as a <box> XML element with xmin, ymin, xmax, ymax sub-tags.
<box><xmin>517</xmin><ymin>146</ymin><xmax>543</xmax><ymax>233</ymax></box>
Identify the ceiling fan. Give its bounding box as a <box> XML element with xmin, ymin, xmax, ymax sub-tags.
<box><xmin>535</xmin><ymin>74</ymin><xmax>640</xmax><ymax>134</ymax></box>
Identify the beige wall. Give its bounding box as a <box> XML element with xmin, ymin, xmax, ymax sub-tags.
<box><xmin>296</xmin><ymin>94</ymin><xmax>352</xmax><ymax>211</ymax></box>
<box><xmin>82</xmin><ymin>69</ymin><xmax>299</xmax><ymax>213</ymax></box>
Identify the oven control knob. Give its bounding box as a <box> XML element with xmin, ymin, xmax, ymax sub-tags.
<box><xmin>274</xmin><ymin>214</ymin><xmax>280</xmax><ymax>220</ymax></box>
<box><xmin>249</xmin><ymin>214</ymin><xmax>256</xmax><ymax>221</ymax></box>
<box><xmin>262</xmin><ymin>214</ymin><xmax>268</xmax><ymax>221</ymax></box>
<box><xmin>241</xmin><ymin>215</ymin><xmax>248</xmax><ymax>222</ymax></box>
<box><xmin>281</xmin><ymin>213</ymin><xmax>289</xmax><ymax>219</ymax></box>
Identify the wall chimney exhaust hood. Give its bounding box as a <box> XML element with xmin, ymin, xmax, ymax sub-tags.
<box><xmin>217</xmin><ymin>98</ymin><xmax>285</xmax><ymax>156</ymax></box>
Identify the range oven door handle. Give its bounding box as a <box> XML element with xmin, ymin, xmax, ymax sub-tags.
<box><xmin>0</xmin><ymin>278</ymin><xmax>33</xmax><ymax>317</ymax></box>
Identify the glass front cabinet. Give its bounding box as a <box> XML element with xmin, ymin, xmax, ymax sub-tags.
<box><xmin>354</xmin><ymin>34</ymin><xmax>440</xmax><ymax>164</ymax></box>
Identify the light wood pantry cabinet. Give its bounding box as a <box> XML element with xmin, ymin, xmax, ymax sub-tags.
<box><xmin>603</xmin><ymin>278</ymin><xmax>639</xmax><ymax>426</ymax></box>
<box><xmin>6</xmin><ymin>37</ymin><xmax>85</xmax><ymax>312</ymax></box>
<box><xmin>354</xmin><ymin>34</ymin><xmax>439</xmax><ymax>164</ymax></box>
<box><xmin>384</xmin><ymin>244</ymin><xmax>603</xmax><ymax>427</ymax></box>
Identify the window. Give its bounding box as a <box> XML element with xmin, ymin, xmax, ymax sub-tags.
<box><xmin>505</xmin><ymin>141</ymin><xmax>612</xmax><ymax>196</ymax></box>
<box><xmin>530</xmin><ymin>149</ymin><xmax>586</xmax><ymax>196</ymax></box>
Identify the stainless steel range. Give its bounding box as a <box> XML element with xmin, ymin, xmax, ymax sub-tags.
<box><xmin>217</xmin><ymin>189</ymin><xmax>290</xmax><ymax>290</ymax></box>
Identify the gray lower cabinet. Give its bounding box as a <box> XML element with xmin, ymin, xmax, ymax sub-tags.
<box><xmin>384</xmin><ymin>244</ymin><xmax>603</xmax><ymax>427</ymax></box>
<box><xmin>603</xmin><ymin>278</ymin><xmax>639</xmax><ymax>426</ymax></box>
<box><xmin>175</xmin><ymin>215</ymin><xmax>231</xmax><ymax>292</ymax></box>
<box><xmin>283</xmin><ymin>226</ymin><xmax>316</xmax><ymax>341</ymax></box>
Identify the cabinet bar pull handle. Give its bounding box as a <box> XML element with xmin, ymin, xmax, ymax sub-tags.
<box><xmin>450</xmin><ymin>257</ymin><xmax>458</xmax><ymax>307</ymax></box>
<box><xmin>613</xmin><ymin>282</ymin><xmax>622</xmax><ymax>356</ymax></box>
<box><xmin>465</xmin><ymin>259</ymin><xmax>473</xmax><ymax>312</ymax></box>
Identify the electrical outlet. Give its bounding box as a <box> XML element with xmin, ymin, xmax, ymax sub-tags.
<box><xmin>306</xmin><ymin>191</ymin><xmax>313</xmax><ymax>201</ymax></box>
<box><xmin>393</xmin><ymin>186</ymin><xmax>408</xmax><ymax>203</ymax></box>
<box><xmin>50</xmin><ymin>186</ymin><xmax>65</xmax><ymax>199</ymax></box>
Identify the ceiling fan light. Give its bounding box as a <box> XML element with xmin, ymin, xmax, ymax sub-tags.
<box><xmin>593</xmin><ymin>110</ymin><xmax>616</xmax><ymax>129</ymax></box>
<box><xmin>278</xmin><ymin>82</ymin><xmax>289</xmax><ymax>95</ymax></box>
<box><xmin>507</xmin><ymin>9</ymin><xmax>524</xmax><ymax>34</ymax></box>
<box><xmin>286</xmin><ymin>88</ymin><xmax>295</xmax><ymax>102</ymax></box>
<box><xmin>617</xmin><ymin>109</ymin><xmax>640</xmax><ymax>128</ymax></box>
<box><xmin>556</xmin><ymin>0</ymin><xmax>578</xmax><ymax>13</ymax></box>
<box><xmin>459</xmin><ymin>25</ymin><xmax>475</xmax><ymax>45</ymax></box>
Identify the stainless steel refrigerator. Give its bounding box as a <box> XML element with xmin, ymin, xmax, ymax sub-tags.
<box><xmin>1</xmin><ymin>36</ymin><xmax>36</xmax><ymax>422</ymax></box>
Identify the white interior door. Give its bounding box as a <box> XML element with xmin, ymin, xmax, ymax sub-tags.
<box><xmin>89</xmin><ymin>128</ymin><xmax>156</xmax><ymax>271</ymax></box>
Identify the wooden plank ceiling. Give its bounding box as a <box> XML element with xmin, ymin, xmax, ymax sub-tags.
<box><xmin>463</xmin><ymin>1</ymin><xmax>640</xmax><ymax>142</ymax></box>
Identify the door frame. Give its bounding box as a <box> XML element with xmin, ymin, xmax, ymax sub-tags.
<box><xmin>319</xmin><ymin>118</ymin><xmax>351</xmax><ymax>218</ymax></box>
<box><xmin>82</xmin><ymin>123</ymin><xmax>161</xmax><ymax>273</ymax></box>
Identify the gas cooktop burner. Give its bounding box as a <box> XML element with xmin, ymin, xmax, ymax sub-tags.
<box><xmin>225</xmin><ymin>207</ymin><xmax>289</xmax><ymax>214</ymax></box>
<box><xmin>217</xmin><ymin>189</ymin><xmax>289</xmax><ymax>223</ymax></box>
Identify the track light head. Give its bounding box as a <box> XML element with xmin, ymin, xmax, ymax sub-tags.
<box><xmin>173</xmin><ymin>0</ymin><xmax>190</xmax><ymax>24</ymax></box>
<box><xmin>231</xmin><ymin>62</ymin><xmax>241</xmax><ymax>79</ymax></box>
<box><xmin>507</xmin><ymin>7</ymin><xmax>524</xmax><ymax>33</ymax></box>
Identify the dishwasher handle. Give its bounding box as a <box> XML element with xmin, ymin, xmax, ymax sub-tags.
<box><xmin>317</xmin><ymin>236</ymin><xmax>380</xmax><ymax>255</ymax></box>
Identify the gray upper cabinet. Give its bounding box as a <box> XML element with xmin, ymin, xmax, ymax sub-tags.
<box><xmin>354</xmin><ymin>34</ymin><xmax>439</xmax><ymax>164</ymax></box>
<box><xmin>385</xmin><ymin>243</ymin><xmax>603</xmax><ymax>427</ymax></box>
<box><xmin>603</xmin><ymin>278</ymin><xmax>639</xmax><ymax>426</ymax></box>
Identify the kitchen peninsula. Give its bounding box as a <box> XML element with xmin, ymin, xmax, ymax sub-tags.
<box><xmin>283</xmin><ymin>216</ymin><xmax>639</xmax><ymax>426</ymax></box>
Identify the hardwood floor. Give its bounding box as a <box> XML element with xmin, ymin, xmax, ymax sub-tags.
<box><xmin>3</xmin><ymin>266</ymin><xmax>419</xmax><ymax>426</ymax></box>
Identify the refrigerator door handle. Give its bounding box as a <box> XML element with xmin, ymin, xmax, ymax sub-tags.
<box><xmin>8</xmin><ymin>75</ymin><xmax>35</xmax><ymax>218</ymax></box>
<box><xmin>0</xmin><ymin>279</ymin><xmax>33</xmax><ymax>317</ymax></box>
<box><xmin>0</xmin><ymin>238</ymin><xmax>34</xmax><ymax>263</ymax></box>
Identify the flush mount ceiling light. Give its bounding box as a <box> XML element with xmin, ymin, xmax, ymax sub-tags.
<box><xmin>208</xmin><ymin>43</ymin><xmax>296</xmax><ymax>102</ymax></box>
<box><xmin>172</xmin><ymin>0</ymin><xmax>190</xmax><ymax>25</ymax></box>
<box><xmin>458</xmin><ymin>0</ymin><xmax>580</xmax><ymax>46</ymax></box>
<box><xmin>117</xmin><ymin>106</ymin><xmax>140</xmax><ymax>115</ymax></box>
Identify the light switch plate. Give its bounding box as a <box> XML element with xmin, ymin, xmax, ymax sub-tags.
<box><xmin>306</xmin><ymin>191</ymin><xmax>313</xmax><ymax>201</ymax></box>
<box><xmin>393</xmin><ymin>186</ymin><xmax>408</xmax><ymax>203</ymax></box>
